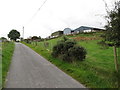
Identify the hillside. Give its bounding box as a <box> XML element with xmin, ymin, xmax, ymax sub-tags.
<box><xmin>23</xmin><ymin>32</ymin><xmax>119</xmax><ymax>88</ymax></box>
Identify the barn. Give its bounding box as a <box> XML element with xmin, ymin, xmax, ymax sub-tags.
<box><xmin>74</xmin><ymin>26</ymin><xmax>104</xmax><ymax>34</ymax></box>
<box><xmin>51</xmin><ymin>31</ymin><xmax>63</xmax><ymax>37</ymax></box>
<box><xmin>63</xmin><ymin>26</ymin><xmax>104</xmax><ymax>35</ymax></box>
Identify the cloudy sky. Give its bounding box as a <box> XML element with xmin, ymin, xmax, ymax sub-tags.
<box><xmin>0</xmin><ymin>0</ymin><xmax>116</xmax><ymax>38</ymax></box>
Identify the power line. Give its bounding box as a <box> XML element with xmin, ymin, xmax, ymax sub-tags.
<box><xmin>25</xmin><ymin>0</ymin><xmax>48</xmax><ymax>26</ymax></box>
<box><xmin>22</xmin><ymin>0</ymin><xmax>48</xmax><ymax>39</ymax></box>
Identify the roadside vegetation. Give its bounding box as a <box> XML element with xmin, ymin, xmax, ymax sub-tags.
<box><xmin>2</xmin><ymin>42</ymin><xmax>15</xmax><ymax>88</ymax></box>
<box><xmin>52</xmin><ymin>36</ymin><xmax>87</xmax><ymax>62</ymax></box>
<box><xmin>22</xmin><ymin>32</ymin><xmax>119</xmax><ymax>88</ymax></box>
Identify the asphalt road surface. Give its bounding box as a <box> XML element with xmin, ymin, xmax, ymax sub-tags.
<box><xmin>5</xmin><ymin>43</ymin><xmax>86</xmax><ymax>88</ymax></box>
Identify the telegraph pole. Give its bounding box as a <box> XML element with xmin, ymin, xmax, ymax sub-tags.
<box><xmin>23</xmin><ymin>26</ymin><xmax>24</xmax><ymax>39</ymax></box>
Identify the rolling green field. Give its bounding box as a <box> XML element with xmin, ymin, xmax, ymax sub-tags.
<box><xmin>23</xmin><ymin>33</ymin><xmax>119</xmax><ymax>88</ymax></box>
<box><xmin>2</xmin><ymin>42</ymin><xmax>15</xmax><ymax>88</ymax></box>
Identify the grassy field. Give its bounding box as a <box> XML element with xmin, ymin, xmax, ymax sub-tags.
<box><xmin>22</xmin><ymin>33</ymin><xmax>119</xmax><ymax>88</ymax></box>
<box><xmin>2</xmin><ymin>42</ymin><xmax>15</xmax><ymax>88</ymax></box>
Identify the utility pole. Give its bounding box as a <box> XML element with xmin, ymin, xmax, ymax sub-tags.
<box><xmin>50</xmin><ymin>29</ymin><xmax>53</xmax><ymax>51</ymax></box>
<box><xmin>23</xmin><ymin>26</ymin><xmax>24</xmax><ymax>39</ymax></box>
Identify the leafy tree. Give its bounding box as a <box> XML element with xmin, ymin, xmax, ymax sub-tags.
<box><xmin>102</xmin><ymin>1</ymin><xmax>120</xmax><ymax>72</ymax></box>
<box><xmin>0</xmin><ymin>37</ymin><xmax>7</xmax><ymax>42</ymax></box>
<box><xmin>38</xmin><ymin>36</ymin><xmax>41</xmax><ymax>40</ymax></box>
<box><xmin>31</xmin><ymin>36</ymin><xmax>39</xmax><ymax>41</ymax></box>
<box><xmin>8</xmin><ymin>29</ymin><xmax>20</xmax><ymax>41</ymax></box>
<box><xmin>31</xmin><ymin>36</ymin><xmax>42</xmax><ymax>46</ymax></box>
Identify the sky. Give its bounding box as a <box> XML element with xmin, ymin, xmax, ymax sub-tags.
<box><xmin>0</xmin><ymin>0</ymin><xmax>116</xmax><ymax>38</ymax></box>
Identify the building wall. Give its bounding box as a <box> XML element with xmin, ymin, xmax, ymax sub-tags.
<box><xmin>83</xmin><ymin>29</ymin><xmax>92</xmax><ymax>32</ymax></box>
<box><xmin>73</xmin><ymin>30</ymin><xmax>80</xmax><ymax>34</ymax></box>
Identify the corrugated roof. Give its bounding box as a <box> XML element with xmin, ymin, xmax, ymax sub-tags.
<box><xmin>74</xmin><ymin>26</ymin><xmax>104</xmax><ymax>31</ymax></box>
<box><xmin>74</xmin><ymin>26</ymin><xmax>93</xmax><ymax>31</ymax></box>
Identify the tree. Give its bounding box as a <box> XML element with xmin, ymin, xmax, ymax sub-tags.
<box><xmin>31</xmin><ymin>36</ymin><xmax>42</xmax><ymax>46</ymax></box>
<box><xmin>8</xmin><ymin>29</ymin><xmax>20</xmax><ymax>41</ymax></box>
<box><xmin>38</xmin><ymin>36</ymin><xmax>41</xmax><ymax>40</ymax></box>
<box><xmin>31</xmin><ymin>36</ymin><xmax>39</xmax><ymax>41</ymax></box>
<box><xmin>0</xmin><ymin>37</ymin><xmax>7</xmax><ymax>42</ymax></box>
<box><xmin>102</xmin><ymin>1</ymin><xmax>120</xmax><ymax>72</ymax></box>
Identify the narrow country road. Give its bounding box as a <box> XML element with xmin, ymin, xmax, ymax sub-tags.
<box><xmin>5</xmin><ymin>43</ymin><xmax>86</xmax><ymax>88</ymax></box>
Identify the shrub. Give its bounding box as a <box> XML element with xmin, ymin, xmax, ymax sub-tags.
<box><xmin>68</xmin><ymin>46</ymin><xmax>87</xmax><ymax>61</ymax></box>
<box><xmin>52</xmin><ymin>37</ymin><xmax>87</xmax><ymax>62</ymax></box>
<box><xmin>24</xmin><ymin>39</ymin><xmax>31</xmax><ymax>44</ymax></box>
<box><xmin>63</xmin><ymin>40</ymin><xmax>76</xmax><ymax>51</ymax></box>
<box><xmin>52</xmin><ymin>42</ymin><xmax>64</xmax><ymax>57</ymax></box>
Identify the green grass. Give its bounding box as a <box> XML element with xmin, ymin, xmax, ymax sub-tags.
<box><xmin>0</xmin><ymin>42</ymin><xmax>2</xmax><ymax>89</ymax></box>
<box><xmin>2</xmin><ymin>42</ymin><xmax>15</xmax><ymax>88</ymax></box>
<box><xmin>22</xmin><ymin>33</ymin><xmax>119</xmax><ymax>88</ymax></box>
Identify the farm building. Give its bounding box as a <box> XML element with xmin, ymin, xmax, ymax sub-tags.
<box><xmin>51</xmin><ymin>31</ymin><xmax>63</xmax><ymax>37</ymax></box>
<box><xmin>63</xmin><ymin>28</ymin><xmax>73</xmax><ymax>35</ymax></box>
<box><xmin>63</xmin><ymin>26</ymin><xmax>104</xmax><ymax>35</ymax></box>
<box><xmin>74</xmin><ymin>26</ymin><xmax>104</xmax><ymax>34</ymax></box>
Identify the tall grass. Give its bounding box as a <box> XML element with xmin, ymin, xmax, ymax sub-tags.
<box><xmin>2</xmin><ymin>42</ymin><xmax>15</xmax><ymax>88</ymax></box>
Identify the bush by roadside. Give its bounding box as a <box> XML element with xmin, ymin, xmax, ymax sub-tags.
<box><xmin>52</xmin><ymin>37</ymin><xmax>87</xmax><ymax>62</ymax></box>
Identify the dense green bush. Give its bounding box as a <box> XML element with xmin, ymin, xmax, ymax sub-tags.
<box><xmin>68</xmin><ymin>46</ymin><xmax>87</xmax><ymax>61</ymax></box>
<box><xmin>52</xmin><ymin>37</ymin><xmax>87</xmax><ymax>62</ymax></box>
<box><xmin>52</xmin><ymin>42</ymin><xmax>64</xmax><ymax>57</ymax></box>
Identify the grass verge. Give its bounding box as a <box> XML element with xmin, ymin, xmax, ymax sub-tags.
<box><xmin>2</xmin><ymin>42</ymin><xmax>15</xmax><ymax>88</ymax></box>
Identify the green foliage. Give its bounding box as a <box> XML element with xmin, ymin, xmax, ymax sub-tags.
<box><xmin>0</xmin><ymin>37</ymin><xmax>7</xmax><ymax>42</ymax></box>
<box><xmin>31</xmin><ymin>36</ymin><xmax>39</xmax><ymax>40</ymax></box>
<box><xmin>101</xmin><ymin>1</ymin><xmax>120</xmax><ymax>73</ymax></box>
<box><xmin>52</xmin><ymin>41</ymin><xmax>64</xmax><ymax>57</ymax></box>
<box><xmin>68</xmin><ymin>46</ymin><xmax>87</xmax><ymax>61</ymax></box>
<box><xmin>0</xmin><ymin>37</ymin><xmax>7</xmax><ymax>40</ymax></box>
<box><xmin>52</xmin><ymin>37</ymin><xmax>87</xmax><ymax>62</ymax></box>
<box><xmin>102</xmin><ymin>1</ymin><xmax>120</xmax><ymax>47</ymax></box>
<box><xmin>8</xmin><ymin>29</ymin><xmax>20</xmax><ymax>41</ymax></box>
<box><xmin>24</xmin><ymin>39</ymin><xmax>31</xmax><ymax>44</ymax></box>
